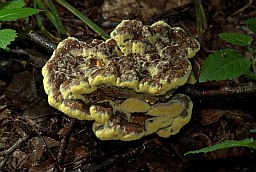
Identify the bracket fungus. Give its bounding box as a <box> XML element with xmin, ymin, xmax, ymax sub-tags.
<box><xmin>42</xmin><ymin>20</ymin><xmax>200</xmax><ymax>141</ymax></box>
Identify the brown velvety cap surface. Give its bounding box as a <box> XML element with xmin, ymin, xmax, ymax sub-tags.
<box><xmin>42</xmin><ymin>20</ymin><xmax>199</xmax><ymax>140</ymax></box>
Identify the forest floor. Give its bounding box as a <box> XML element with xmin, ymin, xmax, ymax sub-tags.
<box><xmin>0</xmin><ymin>0</ymin><xmax>256</xmax><ymax>171</ymax></box>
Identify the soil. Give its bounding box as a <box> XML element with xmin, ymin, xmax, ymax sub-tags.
<box><xmin>0</xmin><ymin>0</ymin><xmax>256</xmax><ymax>172</ymax></box>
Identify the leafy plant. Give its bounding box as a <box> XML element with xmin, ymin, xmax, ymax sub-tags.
<box><xmin>0</xmin><ymin>0</ymin><xmax>39</xmax><ymax>49</ymax></box>
<box><xmin>33</xmin><ymin>0</ymin><xmax>110</xmax><ymax>41</ymax></box>
<box><xmin>186</xmin><ymin>19</ymin><xmax>256</xmax><ymax>156</ymax></box>
<box><xmin>199</xmin><ymin>18</ymin><xmax>256</xmax><ymax>82</ymax></box>
<box><xmin>194</xmin><ymin>0</ymin><xmax>207</xmax><ymax>39</ymax></box>
<box><xmin>185</xmin><ymin>129</ymin><xmax>256</xmax><ymax>156</ymax></box>
<box><xmin>55</xmin><ymin>0</ymin><xmax>110</xmax><ymax>40</ymax></box>
<box><xmin>33</xmin><ymin>0</ymin><xmax>68</xmax><ymax>40</ymax></box>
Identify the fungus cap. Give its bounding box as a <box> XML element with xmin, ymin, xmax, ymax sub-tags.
<box><xmin>42</xmin><ymin>20</ymin><xmax>200</xmax><ymax>140</ymax></box>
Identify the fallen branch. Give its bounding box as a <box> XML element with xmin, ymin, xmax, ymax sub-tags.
<box><xmin>183</xmin><ymin>82</ymin><xmax>256</xmax><ymax>98</ymax></box>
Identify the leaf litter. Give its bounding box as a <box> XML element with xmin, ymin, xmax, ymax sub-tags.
<box><xmin>0</xmin><ymin>0</ymin><xmax>256</xmax><ymax>171</ymax></box>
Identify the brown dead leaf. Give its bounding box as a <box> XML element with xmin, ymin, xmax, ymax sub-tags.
<box><xmin>74</xmin><ymin>146</ymin><xmax>89</xmax><ymax>160</ymax></box>
<box><xmin>3</xmin><ymin>71</ymin><xmax>53</xmax><ymax>119</ymax></box>
<box><xmin>28</xmin><ymin>48</ymin><xmax>50</xmax><ymax>68</ymax></box>
<box><xmin>177</xmin><ymin>108</ymin><xmax>256</xmax><ymax>161</ymax></box>
<box><xmin>29</xmin><ymin>158</ymin><xmax>56</xmax><ymax>172</ymax></box>
<box><xmin>101</xmin><ymin>0</ymin><xmax>192</xmax><ymax>23</ymax></box>
<box><xmin>201</xmin><ymin>109</ymin><xmax>252</xmax><ymax>126</ymax></box>
<box><xmin>27</xmin><ymin>136</ymin><xmax>60</xmax><ymax>166</ymax></box>
<box><xmin>11</xmin><ymin>149</ymin><xmax>28</xmax><ymax>170</ymax></box>
<box><xmin>4</xmin><ymin>71</ymin><xmax>37</xmax><ymax>106</ymax></box>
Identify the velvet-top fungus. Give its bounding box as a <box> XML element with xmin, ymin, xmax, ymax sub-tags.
<box><xmin>42</xmin><ymin>20</ymin><xmax>200</xmax><ymax>141</ymax></box>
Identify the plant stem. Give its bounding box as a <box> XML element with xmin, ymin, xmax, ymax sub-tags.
<box><xmin>55</xmin><ymin>0</ymin><xmax>110</xmax><ymax>40</ymax></box>
<box><xmin>248</xmin><ymin>45</ymin><xmax>256</xmax><ymax>74</ymax></box>
<box><xmin>33</xmin><ymin>1</ymin><xmax>57</xmax><ymax>42</ymax></box>
<box><xmin>34</xmin><ymin>0</ymin><xmax>68</xmax><ymax>39</ymax></box>
<box><xmin>245</xmin><ymin>71</ymin><xmax>256</xmax><ymax>80</ymax></box>
<box><xmin>194</xmin><ymin>0</ymin><xmax>207</xmax><ymax>40</ymax></box>
<box><xmin>34</xmin><ymin>0</ymin><xmax>56</xmax><ymax>28</ymax></box>
<box><xmin>46</xmin><ymin>0</ymin><xmax>68</xmax><ymax>39</ymax></box>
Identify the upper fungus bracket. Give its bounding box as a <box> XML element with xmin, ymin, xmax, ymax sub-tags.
<box><xmin>42</xmin><ymin>20</ymin><xmax>200</xmax><ymax>141</ymax></box>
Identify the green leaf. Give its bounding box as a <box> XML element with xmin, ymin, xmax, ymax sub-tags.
<box><xmin>0</xmin><ymin>0</ymin><xmax>25</xmax><ymax>9</ymax></box>
<box><xmin>250</xmin><ymin>129</ymin><xmax>256</xmax><ymax>133</ymax></box>
<box><xmin>219</xmin><ymin>33</ymin><xmax>252</xmax><ymax>46</ymax></box>
<box><xmin>245</xmin><ymin>71</ymin><xmax>256</xmax><ymax>81</ymax></box>
<box><xmin>185</xmin><ymin>138</ymin><xmax>255</xmax><ymax>155</ymax></box>
<box><xmin>0</xmin><ymin>8</ymin><xmax>39</xmax><ymax>21</ymax></box>
<box><xmin>248</xmin><ymin>18</ymin><xmax>256</xmax><ymax>33</ymax></box>
<box><xmin>199</xmin><ymin>49</ymin><xmax>251</xmax><ymax>82</ymax></box>
<box><xmin>0</xmin><ymin>29</ymin><xmax>17</xmax><ymax>49</ymax></box>
<box><xmin>56</xmin><ymin>0</ymin><xmax>110</xmax><ymax>40</ymax></box>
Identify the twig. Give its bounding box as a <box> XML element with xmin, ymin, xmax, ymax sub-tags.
<box><xmin>230</xmin><ymin>0</ymin><xmax>254</xmax><ymax>17</ymax></box>
<box><xmin>57</xmin><ymin>119</ymin><xmax>76</xmax><ymax>165</ymax></box>
<box><xmin>66</xmin><ymin>138</ymin><xmax>159</xmax><ymax>172</ymax></box>
<box><xmin>0</xmin><ymin>134</ymin><xmax>34</xmax><ymax>171</ymax></box>
<box><xmin>28</xmin><ymin>31</ymin><xmax>57</xmax><ymax>53</ymax></box>
<box><xmin>183</xmin><ymin>82</ymin><xmax>256</xmax><ymax>98</ymax></box>
<box><xmin>18</xmin><ymin>116</ymin><xmax>63</xmax><ymax>171</ymax></box>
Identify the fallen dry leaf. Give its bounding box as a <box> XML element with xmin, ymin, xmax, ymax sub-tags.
<box><xmin>101</xmin><ymin>0</ymin><xmax>192</xmax><ymax>23</ymax></box>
